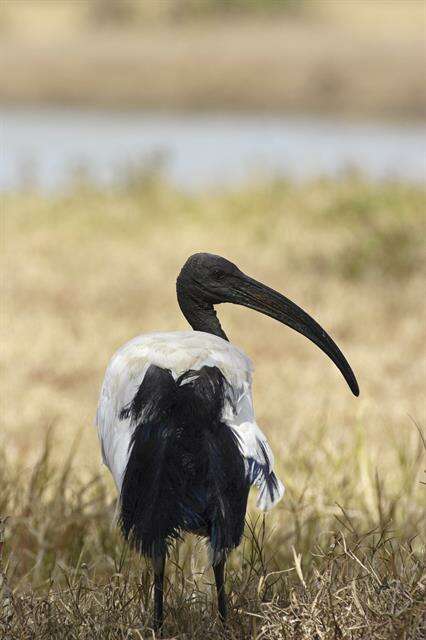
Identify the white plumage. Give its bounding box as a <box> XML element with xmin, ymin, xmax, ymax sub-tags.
<box><xmin>95</xmin><ymin>331</ymin><xmax>285</xmax><ymax>510</ymax></box>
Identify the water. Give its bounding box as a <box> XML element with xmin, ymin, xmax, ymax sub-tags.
<box><xmin>1</xmin><ymin>107</ymin><xmax>425</xmax><ymax>191</ymax></box>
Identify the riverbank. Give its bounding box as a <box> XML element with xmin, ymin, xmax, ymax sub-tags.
<box><xmin>1</xmin><ymin>2</ymin><xmax>425</xmax><ymax>118</ymax></box>
<box><xmin>3</xmin><ymin>177</ymin><xmax>425</xmax><ymax>465</ymax></box>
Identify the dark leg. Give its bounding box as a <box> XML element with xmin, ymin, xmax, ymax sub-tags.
<box><xmin>152</xmin><ymin>554</ymin><xmax>165</xmax><ymax>634</ymax></box>
<box><xmin>213</xmin><ymin>557</ymin><xmax>227</xmax><ymax>623</ymax></box>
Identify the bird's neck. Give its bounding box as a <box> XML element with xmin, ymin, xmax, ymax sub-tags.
<box><xmin>177</xmin><ymin>292</ymin><xmax>228</xmax><ymax>341</ymax></box>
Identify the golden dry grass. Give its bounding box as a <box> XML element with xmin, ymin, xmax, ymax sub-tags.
<box><xmin>0</xmin><ymin>0</ymin><xmax>425</xmax><ymax>117</ymax></box>
<box><xmin>1</xmin><ymin>176</ymin><xmax>425</xmax><ymax>638</ymax></box>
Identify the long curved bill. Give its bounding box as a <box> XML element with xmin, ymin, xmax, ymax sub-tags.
<box><xmin>233</xmin><ymin>275</ymin><xmax>359</xmax><ymax>396</ymax></box>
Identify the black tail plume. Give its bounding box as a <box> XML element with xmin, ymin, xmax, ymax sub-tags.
<box><xmin>119</xmin><ymin>364</ymin><xmax>249</xmax><ymax>561</ymax></box>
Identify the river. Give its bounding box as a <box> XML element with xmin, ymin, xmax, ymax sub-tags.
<box><xmin>1</xmin><ymin>107</ymin><xmax>425</xmax><ymax>191</ymax></box>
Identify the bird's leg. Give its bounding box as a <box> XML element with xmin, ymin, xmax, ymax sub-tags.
<box><xmin>213</xmin><ymin>557</ymin><xmax>227</xmax><ymax>623</ymax></box>
<box><xmin>152</xmin><ymin>553</ymin><xmax>166</xmax><ymax>634</ymax></box>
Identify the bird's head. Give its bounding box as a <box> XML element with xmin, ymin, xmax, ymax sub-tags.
<box><xmin>177</xmin><ymin>252</ymin><xmax>359</xmax><ymax>396</ymax></box>
<box><xmin>177</xmin><ymin>253</ymin><xmax>243</xmax><ymax>305</ymax></box>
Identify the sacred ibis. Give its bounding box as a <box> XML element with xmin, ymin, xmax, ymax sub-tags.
<box><xmin>95</xmin><ymin>253</ymin><xmax>358</xmax><ymax>631</ymax></box>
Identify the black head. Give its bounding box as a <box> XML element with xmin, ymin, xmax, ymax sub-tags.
<box><xmin>176</xmin><ymin>253</ymin><xmax>359</xmax><ymax>396</ymax></box>
<box><xmin>177</xmin><ymin>253</ymin><xmax>243</xmax><ymax>305</ymax></box>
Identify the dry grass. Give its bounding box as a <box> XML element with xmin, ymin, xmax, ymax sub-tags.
<box><xmin>0</xmin><ymin>0</ymin><xmax>425</xmax><ymax>118</ymax></box>
<box><xmin>1</xmin><ymin>176</ymin><xmax>425</xmax><ymax>638</ymax></box>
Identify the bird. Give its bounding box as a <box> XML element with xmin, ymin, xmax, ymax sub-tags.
<box><xmin>95</xmin><ymin>252</ymin><xmax>359</xmax><ymax>632</ymax></box>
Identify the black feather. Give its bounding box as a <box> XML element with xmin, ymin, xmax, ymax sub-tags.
<box><xmin>119</xmin><ymin>364</ymin><xmax>249</xmax><ymax>561</ymax></box>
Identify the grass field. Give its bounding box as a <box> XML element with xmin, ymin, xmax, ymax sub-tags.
<box><xmin>1</xmin><ymin>0</ymin><xmax>425</xmax><ymax>118</ymax></box>
<box><xmin>1</xmin><ymin>176</ymin><xmax>425</xmax><ymax>638</ymax></box>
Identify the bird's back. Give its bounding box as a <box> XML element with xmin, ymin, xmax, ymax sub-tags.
<box><xmin>96</xmin><ymin>332</ymin><xmax>251</xmax><ymax>482</ymax></box>
<box><xmin>95</xmin><ymin>331</ymin><xmax>284</xmax><ymax>559</ymax></box>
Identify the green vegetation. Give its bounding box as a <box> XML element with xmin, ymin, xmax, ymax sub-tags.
<box><xmin>87</xmin><ymin>0</ymin><xmax>305</xmax><ymax>25</ymax></box>
<box><xmin>1</xmin><ymin>177</ymin><xmax>425</xmax><ymax>638</ymax></box>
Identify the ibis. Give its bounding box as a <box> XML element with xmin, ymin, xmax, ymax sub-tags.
<box><xmin>95</xmin><ymin>253</ymin><xmax>358</xmax><ymax>631</ymax></box>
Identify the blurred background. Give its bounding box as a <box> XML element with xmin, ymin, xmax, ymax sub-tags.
<box><xmin>2</xmin><ymin>0</ymin><xmax>426</xmax><ymax>484</ymax></box>
<box><xmin>1</xmin><ymin>2</ymin><xmax>425</xmax><ymax>636</ymax></box>
<box><xmin>1</xmin><ymin>0</ymin><xmax>425</xmax><ymax>190</ymax></box>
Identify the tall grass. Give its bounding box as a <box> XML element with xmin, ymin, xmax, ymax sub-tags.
<box><xmin>1</xmin><ymin>177</ymin><xmax>425</xmax><ymax>637</ymax></box>
<box><xmin>1</xmin><ymin>422</ymin><xmax>424</xmax><ymax>639</ymax></box>
<box><xmin>1</xmin><ymin>425</ymin><xmax>424</xmax><ymax>638</ymax></box>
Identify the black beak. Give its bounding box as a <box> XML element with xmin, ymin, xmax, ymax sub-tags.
<box><xmin>232</xmin><ymin>274</ymin><xmax>359</xmax><ymax>396</ymax></box>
